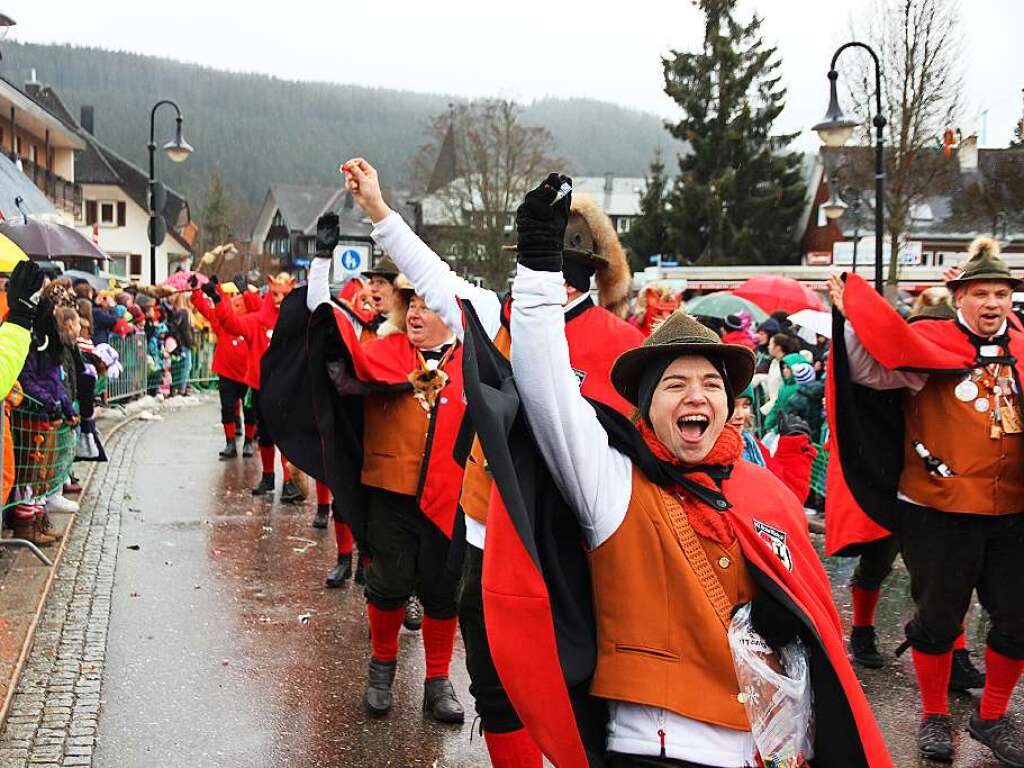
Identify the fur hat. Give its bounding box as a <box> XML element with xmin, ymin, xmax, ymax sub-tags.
<box><xmin>564</xmin><ymin>193</ymin><xmax>631</xmax><ymax>316</ymax></box>
<box><xmin>947</xmin><ymin>236</ymin><xmax>1020</xmax><ymax>289</ymax></box>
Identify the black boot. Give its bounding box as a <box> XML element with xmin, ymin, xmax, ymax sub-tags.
<box><xmin>403</xmin><ymin>596</ymin><xmax>423</xmax><ymax>631</ymax></box>
<box><xmin>365</xmin><ymin>659</ymin><xmax>397</xmax><ymax>717</ymax></box>
<box><xmin>354</xmin><ymin>553</ymin><xmax>367</xmax><ymax>585</ymax></box>
<box><xmin>312</xmin><ymin>504</ymin><xmax>329</xmax><ymax>529</ymax></box>
<box><xmin>280</xmin><ymin>479</ymin><xmax>305</xmax><ymax>504</ymax></box>
<box><xmin>219</xmin><ymin>439</ymin><xmax>238</xmax><ymax>460</ymax></box>
<box><xmin>949</xmin><ymin>648</ymin><xmax>986</xmax><ymax>691</ymax></box>
<box><xmin>968</xmin><ymin>712</ymin><xmax>1024</xmax><ymax>767</ymax></box>
<box><xmin>918</xmin><ymin>714</ymin><xmax>953</xmax><ymax>762</ymax></box>
<box><xmin>251</xmin><ymin>473</ymin><xmax>275</xmax><ymax>496</ymax></box>
<box><xmin>423</xmin><ymin>677</ymin><xmax>464</xmax><ymax>724</ymax></box>
<box><xmin>325</xmin><ymin>553</ymin><xmax>353</xmax><ymax>588</ymax></box>
<box><xmin>849</xmin><ymin>625</ymin><xmax>884</xmax><ymax>669</ymax></box>
<box><xmin>242</xmin><ymin>437</ymin><xmax>255</xmax><ymax>457</ymax></box>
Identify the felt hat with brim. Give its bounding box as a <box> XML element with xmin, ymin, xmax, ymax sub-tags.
<box><xmin>947</xmin><ymin>237</ymin><xmax>1021</xmax><ymax>290</ymax></box>
<box><xmin>611</xmin><ymin>311</ymin><xmax>755</xmax><ymax>406</ymax></box>
<box><xmin>362</xmin><ymin>256</ymin><xmax>399</xmax><ymax>280</ymax></box>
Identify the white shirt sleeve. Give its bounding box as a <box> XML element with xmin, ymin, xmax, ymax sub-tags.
<box><xmin>371</xmin><ymin>212</ymin><xmax>502</xmax><ymax>342</ymax></box>
<box><xmin>510</xmin><ymin>264</ymin><xmax>632</xmax><ymax>549</ymax></box>
<box><xmin>844</xmin><ymin>323</ymin><xmax>928</xmax><ymax>392</ymax></box>
<box><xmin>306</xmin><ymin>256</ymin><xmax>332</xmax><ymax>312</ymax></box>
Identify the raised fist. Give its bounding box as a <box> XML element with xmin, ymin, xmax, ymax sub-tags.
<box><xmin>315</xmin><ymin>213</ymin><xmax>340</xmax><ymax>257</ymax></box>
<box><xmin>6</xmin><ymin>259</ymin><xmax>44</xmax><ymax>330</ymax></box>
<box><xmin>514</xmin><ymin>173</ymin><xmax>572</xmax><ymax>271</ymax></box>
<box><xmin>341</xmin><ymin>158</ymin><xmax>391</xmax><ymax>224</ymax></box>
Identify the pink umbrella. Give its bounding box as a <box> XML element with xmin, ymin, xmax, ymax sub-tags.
<box><xmin>733</xmin><ymin>275</ymin><xmax>825</xmax><ymax>315</ymax></box>
<box><xmin>162</xmin><ymin>270</ymin><xmax>208</xmax><ymax>291</ymax></box>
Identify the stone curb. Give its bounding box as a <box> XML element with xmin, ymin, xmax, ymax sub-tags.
<box><xmin>0</xmin><ymin>414</ymin><xmax>141</xmax><ymax>730</ymax></box>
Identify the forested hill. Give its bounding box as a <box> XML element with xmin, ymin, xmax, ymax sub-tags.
<box><xmin>4</xmin><ymin>41</ymin><xmax>685</xmax><ymax>217</ymax></box>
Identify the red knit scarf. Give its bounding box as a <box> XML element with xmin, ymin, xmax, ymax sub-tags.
<box><xmin>637</xmin><ymin>420</ymin><xmax>742</xmax><ymax>546</ymax></box>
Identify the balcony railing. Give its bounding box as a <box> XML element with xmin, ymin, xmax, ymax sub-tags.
<box><xmin>20</xmin><ymin>157</ymin><xmax>83</xmax><ymax>220</ymax></box>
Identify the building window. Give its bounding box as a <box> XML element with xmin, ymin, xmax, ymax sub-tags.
<box><xmin>129</xmin><ymin>254</ymin><xmax>143</xmax><ymax>278</ymax></box>
<box><xmin>85</xmin><ymin>200</ymin><xmax>98</xmax><ymax>226</ymax></box>
<box><xmin>616</xmin><ymin>217</ymin><xmax>633</xmax><ymax>234</ymax></box>
<box><xmin>817</xmin><ymin>205</ymin><xmax>828</xmax><ymax>228</ymax></box>
<box><xmin>99</xmin><ymin>201</ymin><xmax>116</xmax><ymax>226</ymax></box>
<box><xmin>107</xmin><ymin>254</ymin><xmax>128</xmax><ymax>277</ymax></box>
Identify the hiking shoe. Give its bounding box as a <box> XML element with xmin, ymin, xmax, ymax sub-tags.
<box><xmin>968</xmin><ymin>712</ymin><xmax>1024</xmax><ymax>767</ymax></box>
<box><xmin>365</xmin><ymin>659</ymin><xmax>397</xmax><ymax>717</ymax></box>
<box><xmin>280</xmin><ymin>479</ymin><xmax>305</xmax><ymax>504</ymax></box>
<box><xmin>423</xmin><ymin>677</ymin><xmax>464</xmax><ymax>724</ymax></box>
<box><xmin>849</xmin><ymin>625</ymin><xmax>884</xmax><ymax>669</ymax></box>
<box><xmin>325</xmin><ymin>554</ymin><xmax>353</xmax><ymax>588</ymax></box>
<box><xmin>251</xmin><ymin>473</ymin><xmax>275</xmax><ymax>496</ymax></box>
<box><xmin>919</xmin><ymin>714</ymin><xmax>953</xmax><ymax>763</ymax></box>
<box><xmin>950</xmin><ymin>648</ymin><xmax>986</xmax><ymax>692</ymax></box>
<box><xmin>312</xmin><ymin>504</ymin><xmax>330</xmax><ymax>529</ymax></box>
<box><xmin>219</xmin><ymin>440</ymin><xmax>238</xmax><ymax>460</ymax></box>
<box><xmin>242</xmin><ymin>438</ymin><xmax>255</xmax><ymax>457</ymax></box>
<box><xmin>403</xmin><ymin>596</ymin><xmax>423</xmax><ymax>632</ymax></box>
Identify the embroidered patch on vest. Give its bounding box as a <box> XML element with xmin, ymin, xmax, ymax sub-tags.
<box><xmin>753</xmin><ymin>520</ymin><xmax>793</xmax><ymax>572</ymax></box>
<box><xmin>573</xmin><ymin>368</ymin><xmax>587</xmax><ymax>388</ymax></box>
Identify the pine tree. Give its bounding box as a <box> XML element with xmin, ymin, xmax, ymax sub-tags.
<box><xmin>662</xmin><ymin>0</ymin><xmax>806</xmax><ymax>265</ymax></box>
<box><xmin>201</xmin><ymin>170</ymin><xmax>232</xmax><ymax>253</ymax></box>
<box><xmin>1012</xmin><ymin>109</ymin><xmax>1024</xmax><ymax>148</ymax></box>
<box><xmin>624</xmin><ymin>149</ymin><xmax>672</xmax><ymax>272</ymax></box>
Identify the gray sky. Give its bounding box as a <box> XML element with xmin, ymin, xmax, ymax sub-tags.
<box><xmin>10</xmin><ymin>0</ymin><xmax>1024</xmax><ymax>149</ymax></box>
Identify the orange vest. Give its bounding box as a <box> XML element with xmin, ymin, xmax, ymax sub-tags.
<box><xmin>899</xmin><ymin>375</ymin><xmax>1024</xmax><ymax>514</ymax></box>
<box><xmin>587</xmin><ymin>467</ymin><xmax>758</xmax><ymax>730</ymax></box>
<box><xmin>361</xmin><ymin>391</ymin><xmax>430</xmax><ymax>496</ymax></box>
<box><xmin>460</xmin><ymin>327</ymin><xmax>511</xmax><ymax>524</ymax></box>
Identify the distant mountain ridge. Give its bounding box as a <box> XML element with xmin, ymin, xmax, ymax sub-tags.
<box><xmin>4</xmin><ymin>41</ymin><xmax>686</xmax><ymax>225</ymax></box>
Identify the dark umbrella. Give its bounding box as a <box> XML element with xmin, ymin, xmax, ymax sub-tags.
<box><xmin>63</xmin><ymin>269</ymin><xmax>122</xmax><ymax>290</ymax></box>
<box><xmin>0</xmin><ymin>218</ymin><xmax>108</xmax><ymax>261</ymax></box>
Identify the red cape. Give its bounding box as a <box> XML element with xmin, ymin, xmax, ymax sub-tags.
<box><xmin>825</xmin><ymin>274</ymin><xmax>1024</xmax><ymax>555</ymax></box>
<box><xmin>460</xmin><ymin>302</ymin><xmax>891</xmax><ymax>768</ymax></box>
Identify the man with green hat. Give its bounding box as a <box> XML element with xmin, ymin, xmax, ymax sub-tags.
<box><xmin>827</xmin><ymin>236</ymin><xmax>1024</xmax><ymax>765</ymax></box>
<box><xmin>471</xmin><ymin>175</ymin><xmax>890</xmax><ymax>766</ymax></box>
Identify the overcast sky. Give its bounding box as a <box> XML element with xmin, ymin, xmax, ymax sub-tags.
<box><xmin>10</xmin><ymin>0</ymin><xmax>1024</xmax><ymax>149</ymax></box>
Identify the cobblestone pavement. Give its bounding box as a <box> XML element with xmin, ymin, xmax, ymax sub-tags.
<box><xmin>0</xmin><ymin>421</ymin><xmax>144</xmax><ymax>768</ymax></box>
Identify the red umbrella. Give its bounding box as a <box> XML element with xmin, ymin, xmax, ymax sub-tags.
<box><xmin>733</xmin><ymin>275</ymin><xmax>825</xmax><ymax>315</ymax></box>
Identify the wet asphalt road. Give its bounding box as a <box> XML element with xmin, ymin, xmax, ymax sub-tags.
<box><xmin>89</xmin><ymin>399</ymin><xmax>1020</xmax><ymax>767</ymax></box>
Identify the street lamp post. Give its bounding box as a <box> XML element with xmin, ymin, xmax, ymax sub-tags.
<box><xmin>813</xmin><ymin>42</ymin><xmax>886</xmax><ymax>295</ymax></box>
<box><xmin>824</xmin><ymin>182</ymin><xmax>864</xmax><ymax>274</ymax></box>
<box><xmin>148</xmin><ymin>100</ymin><xmax>193</xmax><ymax>284</ymax></box>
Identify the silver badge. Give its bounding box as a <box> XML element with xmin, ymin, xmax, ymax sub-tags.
<box><xmin>955</xmin><ymin>379</ymin><xmax>979</xmax><ymax>402</ymax></box>
<box><xmin>980</xmin><ymin>345</ymin><xmax>1001</xmax><ymax>358</ymax></box>
<box><xmin>975</xmin><ymin>397</ymin><xmax>991</xmax><ymax>413</ymax></box>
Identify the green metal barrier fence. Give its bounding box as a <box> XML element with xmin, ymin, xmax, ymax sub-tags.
<box><xmin>106</xmin><ymin>330</ymin><xmax>218</xmax><ymax>401</ymax></box>
<box><xmin>106</xmin><ymin>333</ymin><xmax>149</xmax><ymax>403</ymax></box>
<box><xmin>3</xmin><ymin>395</ymin><xmax>77</xmax><ymax>509</ymax></box>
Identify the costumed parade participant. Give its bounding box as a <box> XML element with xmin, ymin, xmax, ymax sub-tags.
<box><xmin>458</xmin><ymin>174</ymin><xmax>890</xmax><ymax>767</ymax></box>
<box><xmin>340</xmin><ymin>157</ymin><xmax>642</xmax><ymax>767</ymax></box>
<box><xmin>264</xmin><ymin>215</ymin><xmax>465</xmax><ymax>724</ymax></box>
<box><xmin>209</xmin><ymin>273</ymin><xmax>305</xmax><ymax>503</ymax></box>
<box><xmin>826</xmin><ymin>236</ymin><xmax>1024</xmax><ymax>765</ymax></box>
<box><xmin>191</xmin><ymin>277</ymin><xmax>257</xmax><ymax>459</ymax></box>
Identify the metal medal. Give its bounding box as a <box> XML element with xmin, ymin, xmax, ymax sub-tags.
<box><xmin>954</xmin><ymin>379</ymin><xmax>979</xmax><ymax>402</ymax></box>
<box><xmin>974</xmin><ymin>397</ymin><xmax>990</xmax><ymax>413</ymax></box>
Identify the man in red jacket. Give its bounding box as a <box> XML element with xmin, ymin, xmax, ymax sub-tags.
<box><xmin>191</xmin><ymin>279</ymin><xmax>256</xmax><ymax>459</ymax></box>
<box><xmin>206</xmin><ymin>273</ymin><xmax>303</xmax><ymax>502</ymax></box>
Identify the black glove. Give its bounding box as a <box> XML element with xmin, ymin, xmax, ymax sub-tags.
<box><xmin>514</xmin><ymin>173</ymin><xmax>572</xmax><ymax>272</ymax></box>
<box><xmin>201</xmin><ymin>275</ymin><xmax>221</xmax><ymax>304</ymax></box>
<box><xmin>6</xmin><ymin>260</ymin><xmax>44</xmax><ymax>330</ymax></box>
<box><xmin>315</xmin><ymin>213</ymin><xmax>340</xmax><ymax>258</ymax></box>
<box><xmin>777</xmin><ymin>413</ymin><xmax>811</xmax><ymax>438</ymax></box>
<box><xmin>748</xmin><ymin>593</ymin><xmax>803</xmax><ymax>650</ymax></box>
<box><xmin>231</xmin><ymin>274</ymin><xmax>247</xmax><ymax>294</ymax></box>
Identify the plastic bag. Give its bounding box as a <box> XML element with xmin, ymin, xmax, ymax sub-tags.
<box><xmin>728</xmin><ymin>602</ymin><xmax>814</xmax><ymax>768</ymax></box>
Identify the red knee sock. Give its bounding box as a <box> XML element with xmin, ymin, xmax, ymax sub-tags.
<box><xmin>367</xmin><ymin>604</ymin><xmax>406</xmax><ymax>663</ymax></box>
<box><xmin>223</xmin><ymin>422</ymin><xmax>237</xmax><ymax>440</ymax></box>
<box><xmin>316</xmin><ymin>481</ymin><xmax>331</xmax><ymax>506</ymax></box>
<box><xmin>912</xmin><ymin>649</ymin><xmax>952</xmax><ymax>717</ymax></box>
<box><xmin>483</xmin><ymin>728</ymin><xmax>543</xmax><ymax>768</ymax></box>
<box><xmin>280</xmin><ymin>454</ymin><xmax>291</xmax><ymax>482</ymax></box>
<box><xmin>333</xmin><ymin>520</ymin><xmax>353</xmax><ymax>555</ymax></box>
<box><xmin>851</xmin><ymin>585</ymin><xmax>881</xmax><ymax>628</ymax></box>
<box><xmin>953</xmin><ymin>632</ymin><xmax>967</xmax><ymax>651</ymax></box>
<box><xmin>980</xmin><ymin>647</ymin><xmax>1024</xmax><ymax>720</ymax></box>
<box><xmin>259</xmin><ymin>445</ymin><xmax>275</xmax><ymax>475</ymax></box>
<box><xmin>422</xmin><ymin>615</ymin><xmax>458</xmax><ymax>680</ymax></box>
<box><xmin>244</xmin><ymin>423</ymin><xmax>256</xmax><ymax>439</ymax></box>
